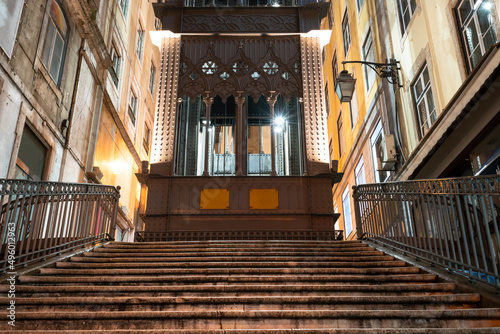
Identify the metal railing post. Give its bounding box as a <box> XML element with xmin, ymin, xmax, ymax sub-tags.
<box><xmin>352</xmin><ymin>185</ymin><xmax>364</xmax><ymax>240</ymax></box>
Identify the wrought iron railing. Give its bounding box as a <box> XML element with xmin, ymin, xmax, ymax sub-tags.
<box><xmin>136</xmin><ymin>230</ymin><xmax>343</xmax><ymax>242</ymax></box>
<box><xmin>353</xmin><ymin>175</ymin><xmax>500</xmax><ymax>289</ymax></box>
<box><xmin>0</xmin><ymin>179</ymin><xmax>120</xmax><ymax>272</ymax></box>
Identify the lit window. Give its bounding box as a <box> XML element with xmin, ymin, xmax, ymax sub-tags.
<box><xmin>456</xmin><ymin>0</ymin><xmax>497</xmax><ymax>71</ymax></box>
<box><xmin>355</xmin><ymin>156</ymin><xmax>366</xmax><ymax>186</ymax></box>
<box><xmin>149</xmin><ymin>61</ymin><xmax>156</xmax><ymax>95</ymax></box>
<box><xmin>128</xmin><ymin>90</ymin><xmax>138</xmax><ymax>126</ymax></box>
<box><xmin>397</xmin><ymin>0</ymin><xmax>417</xmax><ymax>34</ymax></box>
<box><xmin>342</xmin><ymin>186</ymin><xmax>353</xmax><ymax>238</ymax></box>
<box><xmin>136</xmin><ymin>23</ymin><xmax>145</xmax><ymax>60</ymax></box>
<box><xmin>412</xmin><ymin>64</ymin><xmax>436</xmax><ymax>138</ymax></box>
<box><xmin>342</xmin><ymin>11</ymin><xmax>351</xmax><ymax>56</ymax></box>
<box><xmin>109</xmin><ymin>44</ymin><xmax>120</xmax><ymax>87</ymax></box>
<box><xmin>41</xmin><ymin>0</ymin><xmax>68</xmax><ymax>86</ymax></box>
<box><xmin>362</xmin><ymin>29</ymin><xmax>376</xmax><ymax>91</ymax></box>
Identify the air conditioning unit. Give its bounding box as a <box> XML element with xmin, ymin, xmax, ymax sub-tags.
<box><xmin>377</xmin><ymin>134</ymin><xmax>398</xmax><ymax>171</ymax></box>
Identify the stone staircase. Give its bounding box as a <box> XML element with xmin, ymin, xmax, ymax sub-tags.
<box><xmin>1</xmin><ymin>240</ymin><xmax>500</xmax><ymax>332</ymax></box>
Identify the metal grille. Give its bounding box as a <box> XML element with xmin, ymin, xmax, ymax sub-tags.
<box><xmin>136</xmin><ymin>230</ymin><xmax>343</xmax><ymax>242</ymax></box>
<box><xmin>353</xmin><ymin>175</ymin><xmax>500</xmax><ymax>290</ymax></box>
<box><xmin>0</xmin><ymin>179</ymin><xmax>119</xmax><ymax>272</ymax></box>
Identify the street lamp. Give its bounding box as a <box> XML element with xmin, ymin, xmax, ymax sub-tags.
<box><xmin>335</xmin><ymin>59</ymin><xmax>402</xmax><ymax>103</ymax></box>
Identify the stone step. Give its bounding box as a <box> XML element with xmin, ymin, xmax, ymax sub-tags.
<box><xmin>1</xmin><ymin>294</ymin><xmax>481</xmax><ymax>312</ymax></box>
<box><xmin>37</xmin><ymin>267</ymin><xmax>419</xmax><ymax>276</ymax></box>
<box><xmin>82</xmin><ymin>250</ymin><xmax>386</xmax><ymax>257</ymax></box>
<box><xmin>0</xmin><ymin>283</ymin><xmax>457</xmax><ymax>297</ymax></box>
<box><xmin>17</xmin><ymin>273</ymin><xmax>439</xmax><ymax>284</ymax></box>
<box><xmin>1</xmin><ymin>329</ymin><xmax>499</xmax><ymax>334</ymax></box>
<box><xmin>98</xmin><ymin>245</ymin><xmax>370</xmax><ymax>252</ymax></box>
<box><xmin>2</xmin><ymin>309</ymin><xmax>499</xmax><ymax>330</ymax></box>
<box><xmin>70</xmin><ymin>255</ymin><xmax>395</xmax><ymax>262</ymax></box>
<box><xmin>56</xmin><ymin>260</ymin><xmax>407</xmax><ymax>269</ymax></box>
<box><xmin>110</xmin><ymin>240</ymin><xmax>364</xmax><ymax>247</ymax></box>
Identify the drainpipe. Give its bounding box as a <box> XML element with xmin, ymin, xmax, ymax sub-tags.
<box><xmin>59</xmin><ymin>39</ymin><xmax>86</xmax><ymax>181</ymax></box>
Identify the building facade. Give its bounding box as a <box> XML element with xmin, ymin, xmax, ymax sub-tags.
<box><xmin>323</xmin><ymin>0</ymin><xmax>500</xmax><ymax>239</ymax></box>
<box><xmin>0</xmin><ymin>0</ymin><xmax>160</xmax><ymax>241</ymax></box>
<box><xmin>141</xmin><ymin>0</ymin><xmax>343</xmax><ymax>234</ymax></box>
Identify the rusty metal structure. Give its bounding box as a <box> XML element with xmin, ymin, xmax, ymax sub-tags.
<box><xmin>353</xmin><ymin>175</ymin><xmax>500</xmax><ymax>290</ymax></box>
<box><xmin>0</xmin><ymin>179</ymin><xmax>120</xmax><ymax>272</ymax></box>
<box><xmin>138</xmin><ymin>0</ymin><xmax>342</xmax><ymax>235</ymax></box>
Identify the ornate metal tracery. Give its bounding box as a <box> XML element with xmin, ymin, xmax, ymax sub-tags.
<box><xmin>177</xmin><ymin>36</ymin><xmax>303</xmax><ymax>102</ymax></box>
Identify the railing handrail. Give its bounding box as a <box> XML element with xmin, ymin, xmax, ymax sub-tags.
<box><xmin>0</xmin><ymin>179</ymin><xmax>120</xmax><ymax>273</ymax></box>
<box><xmin>353</xmin><ymin>175</ymin><xmax>500</xmax><ymax>290</ymax></box>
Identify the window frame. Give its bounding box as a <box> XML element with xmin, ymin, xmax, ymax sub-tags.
<box><xmin>397</xmin><ymin>0</ymin><xmax>417</xmax><ymax>35</ymax></box>
<box><xmin>342</xmin><ymin>186</ymin><xmax>353</xmax><ymax>239</ymax></box>
<box><xmin>337</xmin><ymin>112</ymin><xmax>344</xmax><ymax>158</ymax></box>
<box><xmin>149</xmin><ymin>60</ymin><xmax>156</xmax><ymax>96</ymax></box>
<box><xmin>119</xmin><ymin>0</ymin><xmax>129</xmax><ymax>16</ymax></box>
<box><xmin>136</xmin><ymin>21</ymin><xmax>145</xmax><ymax>61</ymax></box>
<box><xmin>411</xmin><ymin>63</ymin><xmax>436</xmax><ymax>138</ymax></box>
<box><xmin>109</xmin><ymin>42</ymin><xmax>121</xmax><ymax>87</ymax></box>
<box><xmin>342</xmin><ymin>11</ymin><xmax>351</xmax><ymax>57</ymax></box>
<box><xmin>455</xmin><ymin>0</ymin><xmax>498</xmax><ymax>72</ymax></box>
<box><xmin>356</xmin><ymin>0</ymin><xmax>365</xmax><ymax>13</ymax></box>
<box><xmin>362</xmin><ymin>28</ymin><xmax>376</xmax><ymax>91</ymax></box>
<box><xmin>41</xmin><ymin>0</ymin><xmax>69</xmax><ymax>87</ymax></box>
<box><xmin>370</xmin><ymin>120</ymin><xmax>390</xmax><ymax>182</ymax></box>
<box><xmin>128</xmin><ymin>89</ymin><xmax>138</xmax><ymax>126</ymax></box>
<box><xmin>143</xmin><ymin>123</ymin><xmax>151</xmax><ymax>155</ymax></box>
<box><xmin>355</xmin><ymin>155</ymin><xmax>366</xmax><ymax>186</ymax></box>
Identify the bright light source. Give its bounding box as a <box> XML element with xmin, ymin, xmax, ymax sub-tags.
<box><xmin>274</xmin><ymin>116</ymin><xmax>285</xmax><ymax>127</ymax></box>
<box><xmin>109</xmin><ymin>161</ymin><xmax>124</xmax><ymax>175</ymax></box>
<box><xmin>275</xmin><ymin>126</ymin><xmax>283</xmax><ymax>133</ymax></box>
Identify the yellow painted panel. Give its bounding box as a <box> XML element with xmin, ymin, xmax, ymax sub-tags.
<box><xmin>200</xmin><ymin>189</ymin><xmax>229</xmax><ymax>210</ymax></box>
<box><xmin>249</xmin><ymin>189</ymin><xmax>279</xmax><ymax>210</ymax></box>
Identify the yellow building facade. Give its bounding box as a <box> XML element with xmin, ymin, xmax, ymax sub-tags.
<box><xmin>323</xmin><ymin>0</ymin><xmax>500</xmax><ymax>239</ymax></box>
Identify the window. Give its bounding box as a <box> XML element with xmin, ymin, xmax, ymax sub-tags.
<box><xmin>41</xmin><ymin>0</ymin><xmax>68</xmax><ymax>86</ymax></box>
<box><xmin>324</xmin><ymin>82</ymin><xmax>331</xmax><ymax>116</ymax></box>
<box><xmin>412</xmin><ymin>64</ymin><xmax>436</xmax><ymax>138</ymax></box>
<box><xmin>362</xmin><ymin>29</ymin><xmax>376</xmax><ymax>91</ymax></box>
<box><xmin>109</xmin><ymin>43</ymin><xmax>120</xmax><ymax>87</ymax></box>
<box><xmin>327</xmin><ymin>2</ymin><xmax>334</xmax><ymax>29</ymax></box>
<box><xmin>342</xmin><ymin>186</ymin><xmax>353</xmax><ymax>238</ymax></box>
<box><xmin>349</xmin><ymin>84</ymin><xmax>358</xmax><ymax>128</ymax></box>
<box><xmin>15</xmin><ymin>126</ymin><xmax>48</xmax><ymax>181</ymax></box>
<box><xmin>342</xmin><ymin>11</ymin><xmax>351</xmax><ymax>56</ymax></box>
<box><xmin>128</xmin><ymin>90</ymin><xmax>138</xmax><ymax>126</ymax></box>
<box><xmin>136</xmin><ymin>22</ymin><xmax>145</xmax><ymax>60</ymax></box>
<box><xmin>370</xmin><ymin>120</ymin><xmax>389</xmax><ymax>182</ymax></box>
<box><xmin>337</xmin><ymin>112</ymin><xmax>345</xmax><ymax>157</ymax></box>
<box><xmin>456</xmin><ymin>0</ymin><xmax>497</xmax><ymax>71</ymax></box>
<box><xmin>356</xmin><ymin>0</ymin><xmax>365</xmax><ymax>12</ymax></box>
<box><xmin>143</xmin><ymin>124</ymin><xmax>151</xmax><ymax>154</ymax></box>
<box><xmin>397</xmin><ymin>0</ymin><xmax>417</xmax><ymax>34</ymax></box>
<box><xmin>355</xmin><ymin>156</ymin><xmax>366</xmax><ymax>186</ymax></box>
<box><xmin>332</xmin><ymin>51</ymin><xmax>339</xmax><ymax>89</ymax></box>
<box><xmin>119</xmin><ymin>0</ymin><xmax>128</xmax><ymax>16</ymax></box>
<box><xmin>149</xmin><ymin>61</ymin><xmax>156</xmax><ymax>95</ymax></box>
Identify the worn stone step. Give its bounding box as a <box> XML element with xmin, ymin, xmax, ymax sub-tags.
<box><xmin>37</xmin><ymin>267</ymin><xmax>419</xmax><ymax>276</ymax></box>
<box><xmin>82</xmin><ymin>250</ymin><xmax>386</xmax><ymax>258</ymax></box>
<box><xmin>98</xmin><ymin>245</ymin><xmax>370</xmax><ymax>253</ymax></box>
<box><xmin>70</xmin><ymin>255</ymin><xmax>395</xmax><ymax>262</ymax></box>
<box><xmin>110</xmin><ymin>240</ymin><xmax>364</xmax><ymax>247</ymax></box>
<box><xmin>17</xmin><ymin>273</ymin><xmax>439</xmax><ymax>284</ymax></box>
<box><xmin>2</xmin><ymin>309</ymin><xmax>499</xmax><ymax>330</ymax></box>
<box><xmin>1</xmin><ymin>329</ymin><xmax>499</xmax><ymax>334</ymax></box>
<box><xmin>0</xmin><ymin>283</ymin><xmax>457</xmax><ymax>297</ymax></box>
<box><xmin>2</xmin><ymin>294</ymin><xmax>481</xmax><ymax>312</ymax></box>
<box><xmin>56</xmin><ymin>260</ymin><xmax>406</xmax><ymax>269</ymax></box>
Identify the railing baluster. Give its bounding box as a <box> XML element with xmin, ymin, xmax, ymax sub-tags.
<box><xmin>352</xmin><ymin>175</ymin><xmax>500</xmax><ymax>289</ymax></box>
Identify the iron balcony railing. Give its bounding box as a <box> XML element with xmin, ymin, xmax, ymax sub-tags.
<box><xmin>0</xmin><ymin>179</ymin><xmax>120</xmax><ymax>273</ymax></box>
<box><xmin>353</xmin><ymin>175</ymin><xmax>500</xmax><ymax>290</ymax></box>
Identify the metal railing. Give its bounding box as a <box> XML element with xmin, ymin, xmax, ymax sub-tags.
<box><xmin>353</xmin><ymin>175</ymin><xmax>500</xmax><ymax>289</ymax></box>
<box><xmin>0</xmin><ymin>179</ymin><xmax>120</xmax><ymax>272</ymax></box>
<box><xmin>136</xmin><ymin>230</ymin><xmax>343</xmax><ymax>242</ymax></box>
<box><xmin>157</xmin><ymin>0</ymin><xmax>323</xmax><ymax>6</ymax></box>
